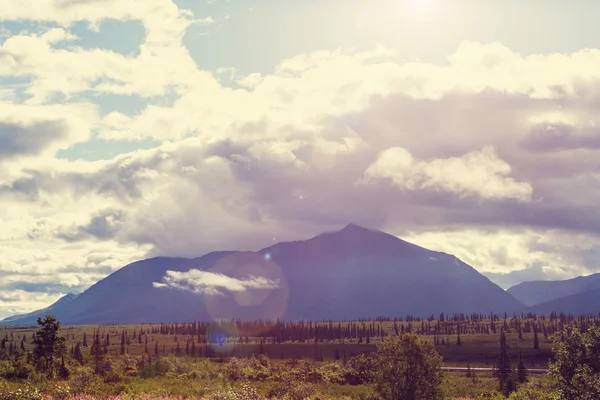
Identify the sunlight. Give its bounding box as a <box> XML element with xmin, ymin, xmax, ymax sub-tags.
<box><xmin>406</xmin><ymin>0</ymin><xmax>434</xmax><ymax>12</ymax></box>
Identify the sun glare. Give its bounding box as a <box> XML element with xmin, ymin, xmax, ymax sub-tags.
<box><xmin>406</xmin><ymin>0</ymin><xmax>433</xmax><ymax>12</ymax></box>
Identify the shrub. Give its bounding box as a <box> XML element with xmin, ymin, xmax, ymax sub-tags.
<box><xmin>375</xmin><ymin>334</ymin><xmax>444</xmax><ymax>400</ymax></box>
<box><xmin>346</xmin><ymin>354</ymin><xmax>377</xmax><ymax>384</ymax></box>
<box><xmin>0</xmin><ymin>356</ymin><xmax>36</xmax><ymax>381</ymax></box>
<box><xmin>508</xmin><ymin>386</ymin><xmax>559</xmax><ymax>400</ymax></box>
<box><xmin>68</xmin><ymin>367</ymin><xmax>104</xmax><ymax>395</ymax></box>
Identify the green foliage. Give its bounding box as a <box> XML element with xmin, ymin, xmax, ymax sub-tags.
<box><xmin>0</xmin><ymin>353</ymin><xmax>36</xmax><ymax>381</ymax></box>
<box><xmin>374</xmin><ymin>333</ymin><xmax>444</xmax><ymax>400</ymax></box>
<box><xmin>0</xmin><ymin>383</ymin><xmax>44</xmax><ymax>400</ymax></box>
<box><xmin>345</xmin><ymin>353</ymin><xmax>377</xmax><ymax>384</ymax></box>
<box><xmin>507</xmin><ymin>386</ymin><xmax>558</xmax><ymax>400</ymax></box>
<box><xmin>32</xmin><ymin>315</ymin><xmax>66</xmax><ymax>376</ymax></box>
<box><xmin>68</xmin><ymin>366</ymin><xmax>104</xmax><ymax>395</ymax></box>
<box><xmin>550</xmin><ymin>325</ymin><xmax>600</xmax><ymax>400</ymax></box>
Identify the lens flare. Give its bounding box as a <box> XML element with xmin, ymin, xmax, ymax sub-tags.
<box><xmin>203</xmin><ymin>252</ymin><xmax>289</xmax><ymax>333</ymax></box>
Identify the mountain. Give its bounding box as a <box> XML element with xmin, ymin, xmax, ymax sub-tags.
<box><xmin>0</xmin><ymin>224</ymin><xmax>524</xmax><ymax>325</ymax></box>
<box><xmin>507</xmin><ymin>273</ymin><xmax>600</xmax><ymax>306</ymax></box>
<box><xmin>0</xmin><ymin>293</ymin><xmax>79</xmax><ymax>324</ymax></box>
<box><xmin>529</xmin><ymin>287</ymin><xmax>600</xmax><ymax>315</ymax></box>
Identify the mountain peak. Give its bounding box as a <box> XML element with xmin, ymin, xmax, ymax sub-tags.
<box><xmin>340</xmin><ymin>223</ymin><xmax>374</xmax><ymax>233</ymax></box>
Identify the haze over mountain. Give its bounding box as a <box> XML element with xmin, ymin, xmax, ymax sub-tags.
<box><xmin>508</xmin><ymin>273</ymin><xmax>600</xmax><ymax>306</ymax></box>
<box><xmin>0</xmin><ymin>224</ymin><xmax>524</xmax><ymax>326</ymax></box>
<box><xmin>529</xmin><ymin>287</ymin><xmax>600</xmax><ymax>316</ymax></box>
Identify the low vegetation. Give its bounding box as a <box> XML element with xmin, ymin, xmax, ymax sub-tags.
<box><xmin>1</xmin><ymin>313</ymin><xmax>599</xmax><ymax>399</ymax></box>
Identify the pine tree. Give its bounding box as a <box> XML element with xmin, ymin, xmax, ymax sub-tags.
<box><xmin>90</xmin><ymin>331</ymin><xmax>105</xmax><ymax>373</ymax></box>
<box><xmin>83</xmin><ymin>332</ymin><xmax>88</xmax><ymax>347</ymax></box>
<box><xmin>32</xmin><ymin>315</ymin><xmax>66</xmax><ymax>376</ymax></box>
<box><xmin>494</xmin><ymin>328</ymin><xmax>518</xmax><ymax>396</ymax></box>
<box><xmin>533</xmin><ymin>329</ymin><xmax>539</xmax><ymax>350</ymax></box>
<box><xmin>517</xmin><ymin>351</ymin><xmax>528</xmax><ymax>383</ymax></box>
<box><xmin>73</xmin><ymin>342</ymin><xmax>83</xmax><ymax>364</ymax></box>
<box><xmin>120</xmin><ymin>331</ymin><xmax>126</xmax><ymax>355</ymax></box>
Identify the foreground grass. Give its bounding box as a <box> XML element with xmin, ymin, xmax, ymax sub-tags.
<box><xmin>0</xmin><ymin>354</ymin><xmax>557</xmax><ymax>399</ymax></box>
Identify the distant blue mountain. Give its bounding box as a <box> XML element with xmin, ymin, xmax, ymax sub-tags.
<box><xmin>508</xmin><ymin>273</ymin><xmax>600</xmax><ymax>306</ymax></box>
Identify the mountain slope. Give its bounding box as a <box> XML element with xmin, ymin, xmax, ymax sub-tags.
<box><xmin>529</xmin><ymin>287</ymin><xmax>600</xmax><ymax>315</ymax></box>
<box><xmin>0</xmin><ymin>224</ymin><xmax>524</xmax><ymax>325</ymax></box>
<box><xmin>507</xmin><ymin>273</ymin><xmax>600</xmax><ymax>306</ymax></box>
<box><xmin>0</xmin><ymin>293</ymin><xmax>79</xmax><ymax>324</ymax></box>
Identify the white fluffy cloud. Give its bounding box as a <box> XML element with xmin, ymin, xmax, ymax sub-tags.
<box><xmin>364</xmin><ymin>146</ymin><xmax>533</xmax><ymax>201</ymax></box>
<box><xmin>153</xmin><ymin>269</ymin><xmax>280</xmax><ymax>296</ymax></box>
<box><xmin>2</xmin><ymin>1</ymin><xmax>600</xmax><ymax>318</ymax></box>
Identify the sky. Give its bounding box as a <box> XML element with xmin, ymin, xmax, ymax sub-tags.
<box><xmin>1</xmin><ymin>0</ymin><xmax>600</xmax><ymax>318</ymax></box>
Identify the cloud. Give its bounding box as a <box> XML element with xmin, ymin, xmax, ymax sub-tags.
<box><xmin>363</xmin><ymin>146</ymin><xmax>533</xmax><ymax>201</ymax></box>
<box><xmin>0</xmin><ymin>121</ymin><xmax>67</xmax><ymax>159</ymax></box>
<box><xmin>0</xmin><ymin>101</ymin><xmax>96</xmax><ymax>161</ymax></box>
<box><xmin>2</xmin><ymin>0</ymin><xmax>600</xmax><ymax>319</ymax></box>
<box><xmin>153</xmin><ymin>269</ymin><xmax>280</xmax><ymax>296</ymax></box>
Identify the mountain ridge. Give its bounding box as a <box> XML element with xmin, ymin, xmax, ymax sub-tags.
<box><xmin>507</xmin><ymin>272</ymin><xmax>600</xmax><ymax>306</ymax></box>
<box><xmin>1</xmin><ymin>224</ymin><xmax>524</xmax><ymax>326</ymax></box>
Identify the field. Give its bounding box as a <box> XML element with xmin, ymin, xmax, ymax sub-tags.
<box><xmin>0</xmin><ymin>315</ymin><xmax>560</xmax><ymax>366</ymax></box>
<box><xmin>0</xmin><ymin>314</ymin><xmax>580</xmax><ymax>399</ymax></box>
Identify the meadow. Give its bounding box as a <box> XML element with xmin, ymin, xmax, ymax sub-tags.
<box><xmin>0</xmin><ymin>314</ymin><xmax>579</xmax><ymax>399</ymax></box>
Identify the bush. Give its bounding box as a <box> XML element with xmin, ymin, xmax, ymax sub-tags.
<box><xmin>508</xmin><ymin>386</ymin><xmax>559</xmax><ymax>400</ymax></box>
<box><xmin>0</xmin><ymin>355</ymin><xmax>36</xmax><ymax>380</ymax></box>
<box><xmin>346</xmin><ymin>354</ymin><xmax>377</xmax><ymax>384</ymax></box>
<box><xmin>550</xmin><ymin>325</ymin><xmax>600</xmax><ymax>400</ymax></box>
<box><xmin>68</xmin><ymin>366</ymin><xmax>104</xmax><ymax>395</ymax></box>
<box><xmin>317</xmin><ymin>362</ymin><xmax>348</xmax><ymax>384</ymax></box>
<box><xmin>375</xmin><ymin>334</ymin><xmax>444</xmax><ymax>400</ymax></box>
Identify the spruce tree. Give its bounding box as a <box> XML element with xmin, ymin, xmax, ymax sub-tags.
<box><xmin>494</xmin><ymin>328</ymin><xmax>518</xmax><ymax>396</ymax></box>
<box><xmin>533</xmin><ymin>329</ymin><xmax>539</xmax><ymax>350</ymax></box>
<box><xmin>90</xmin><ymin>331</ymin><xmax>105</xmax><ymax>373</ymax></box>
<box><xmin>73</xmin><ymin>342</ymin><xmax>83</xmax><ymax>364</ymax></box>
<box><xmin>517</xmin><ymin>351</ymin><xmax>528</xmax><ymax>383</ymax></box>
<box><xmin>32</xmin><ymin>315</ymin><xmax>66</xmax><ymax>376</ymax></box>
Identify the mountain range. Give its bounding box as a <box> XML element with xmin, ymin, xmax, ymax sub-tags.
<box><xmin>2</xmin><ymin>224</ymin><xmax>600</xmax><ymax>326</ymax></box>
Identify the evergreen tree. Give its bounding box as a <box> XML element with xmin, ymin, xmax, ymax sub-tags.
<box><xmin>83</xmin><ymin>332</ymin><xmax>88</xmax><ymax>347</ymax></box>
<box><xmin>73</xmin><ymin>342</ymin><xmax>83</xmax><ymax>364</ymax></box>
<box><xmin>32</xmin><ymin>315</ymin><xmax>66</xmax><ymax>377</ymax></box>
<box><xmin>494</xmin><ymin>328</ymin><xmax>518</xmax><ymax>397</ymax></box>
<box><xmin>533</xmin><ymin>329</ymin><xmax>539</xmax><ymax>350</ymax></box>
<box><xmin>517</xmin><ymin>351</ymin><xmax>528</xmax><ymax>383</ymax></box>
<box><xmin>90</xmin><ymin>331</ymin><xmax>106</xmax><ymax>373</ymax></box>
